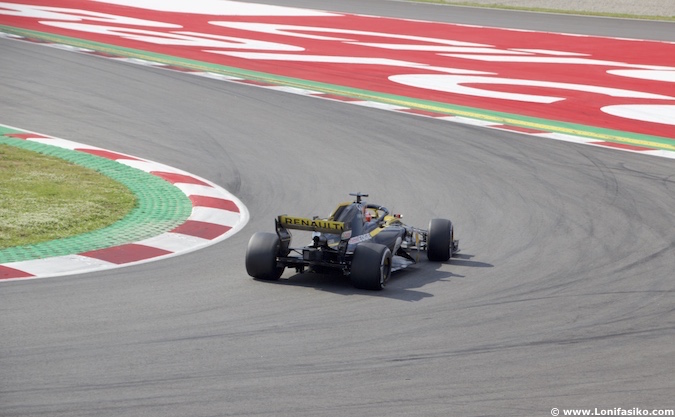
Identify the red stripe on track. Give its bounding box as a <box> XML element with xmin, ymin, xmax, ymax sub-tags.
<box><xmin>0</xmin><ymin>265</ymin><xmax>34</xmax><ymax>279</ymax></box>
<box><xmin>171</xmin><ymin>220</ymin><xmax>232</xmax><ymax>240</ymax></box>
<box><xmin>5</xmin><ymin>133</ymin><xmax>50</xmax><ymax>140</ymax></box>
<box><xmin>189</xmin><ymin>195</ymin><xmax>239</xmax><ymax>212</ymax></box>
<box><xmin>152</xmin><ymin>171</ymin><xmax>210</xmax><ymax>186</ymax></box>
<box><xmin>81</xmin><ymin>244</ymin><xmax>171</xmax><ymax>264</ymax></box>
<box><xmin>76</xmin><ymin>149</ymin><xmax>141</xmax><ymax>161</ymax></box>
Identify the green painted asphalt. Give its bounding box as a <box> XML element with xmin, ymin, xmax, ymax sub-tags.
<box><xmin>0</xmin><ymin>128</ymin><xmax>192</xmax><ymax>264</ymax></box>
<box><xmin>2</xmin><ymin>26</ymin><xmax>674</xmax><ymax>153</ymax></box>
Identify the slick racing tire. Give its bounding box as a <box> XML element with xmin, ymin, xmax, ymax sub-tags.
<box><xmin>246</xmin><ymin>232</ymin><xmax>285</xmax><ymax>281</ymax></box>
<box><xmin>350</xmin><ymin>243</ymin><xmax>392</xmax><ymax>290</ymax></box>
<box><xmin>427</xmin><ymin>218</ymin><xmax>453</xmax><ymax>262</ymax></box>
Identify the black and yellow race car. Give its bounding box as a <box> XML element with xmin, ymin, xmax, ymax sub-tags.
<box><xmin>245</xmin><ymin>193</ymin><xmax>459</xmax><ymax>290</ymax></box>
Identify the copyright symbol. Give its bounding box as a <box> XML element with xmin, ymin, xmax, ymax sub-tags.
<box><xmin>551</xmin><ymin>408</ymin><xmax>560</xmax><ymax>416</ymax></box>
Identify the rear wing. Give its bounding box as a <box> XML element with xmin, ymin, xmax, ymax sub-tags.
<box><xmin>277</xmin><ymin>215</ymin><xmax>345</xmax><ymax>234</ymax></box>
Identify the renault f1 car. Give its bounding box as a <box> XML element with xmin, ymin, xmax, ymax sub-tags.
<box><xmin>245</xmin><ymin>193</ymin><xmax>459</xmax><ymax>290</ymax></box>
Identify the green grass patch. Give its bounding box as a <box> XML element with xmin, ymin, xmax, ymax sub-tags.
<box><xmin>0</xmin><ymin>143</ymin><xmax>136</xmax><ymax>249</ymax></box>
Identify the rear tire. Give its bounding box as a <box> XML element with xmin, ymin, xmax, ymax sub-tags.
<box><xmin>350</xmin><ymin>243</ymin><xmax>392</xmax><ymax>290</ymax></box>
<box><xmin>427</xmin><ymin>218</ymin><xmax>453</xmax><ymax>262</ymax></box>
<box><xmin>246</xmin><ymin>232</ymin><xmax>284</xmax><ymax>280</ymax></box>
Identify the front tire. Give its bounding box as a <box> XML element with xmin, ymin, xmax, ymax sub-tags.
<box><xmin>427</xmin><ymin>218</ymin><xmax>453</xmax><ymax>262</ymax></box>
<box><xmin>245</xmin><ymin>232</ymin><xmax>284</xmax><ymax>280</ymax></box>
<box><xmin>350</xmin><ymin>243</ymin><xmax>392</xmax><ymax>290</ymax></box>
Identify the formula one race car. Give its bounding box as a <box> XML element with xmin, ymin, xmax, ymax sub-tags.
<box><xmin>245</xmin><ymin>193</ymin><xmax>459</xmax><ymax>290</ymax></box>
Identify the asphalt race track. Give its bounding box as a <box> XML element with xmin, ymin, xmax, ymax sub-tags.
<box><xmin>1</xmin><ymin>2</ymin><xmax>674</xmax><ymax>416</ymax></box>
